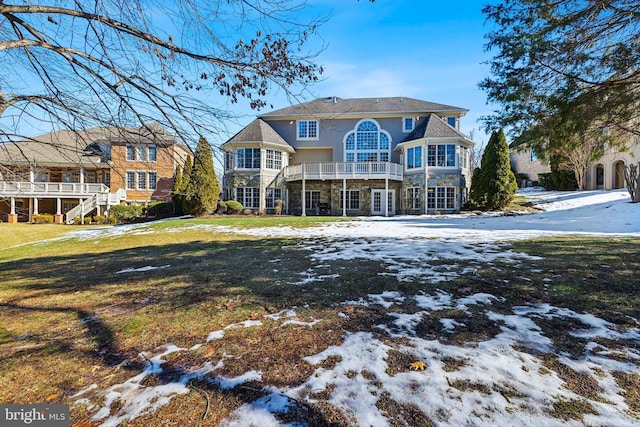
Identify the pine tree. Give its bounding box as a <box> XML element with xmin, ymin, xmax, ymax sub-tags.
<box><xmin>185</xmin><ymin>136</ymin><xmax>219</xmax><ymax>215</ymax></box>
<box><xmin>171</xmin><ymin>165</ymin><xmax>184</xmax><ymax>214</ymax></box>
<box><xmin>469</xmin><ymin>129</ymin><xmax>518</xmax><ymax>210</ymax></box>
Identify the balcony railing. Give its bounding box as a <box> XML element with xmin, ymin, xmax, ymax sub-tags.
<box><xmin>0</xmin><ymin>181</ymin><xmax>110</xmax><ymax>197</ymax></box>
<box><xmin>284</xmin><ymin>162</ymin><xmax>403</xmax><ymax>181</ymax></box>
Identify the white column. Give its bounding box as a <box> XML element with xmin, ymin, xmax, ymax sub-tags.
<box><xmin>28</xmin><ymin>198</ymin><xmax>33</xmax><ymax>223</ymax></box>
<box><xmin>425</xmin><ymin>140</ymin><xmax>429</xmax><ymax>215</ymax></box>
<box><xmin>29</xmin><ymin>165</ymin><xmax>35</xmax><ymax>181</ymax></box>
<box><xmin>80</xmin><ymin>198</ymin><xmax>85</xmax><ymax>224</ymax></box>
<box><xmin>80</xmin><ymin>167</ymin><xmax>85</xmax><ymax>184</ymax></box>
<box><xmin>33</xmin><ymin>198</ymin><xmax>39</xmax><ymax>215</ymax></box>
<box><xmin>10</xmin><ymin>197</ymin><xmax>16</xmax><ymax>214</ymax></box>
<box><xmin>56</xmin><ymin>198</ymin><xmax>61</xmax><ymax>215</ymax></box>
<box><xmin>301</xmin><ymin>163</ymin><xmax>306</xmax><ymax>217</ymax></box>
<box><xmin>342</xmin><ymin>178</ymin><xmax>347</xmax><ymax>217</ymax></box>
<box><xmin>384</xmin><ymin>177</ymin><xmax>389</xmax><ymax>217</ymax></box>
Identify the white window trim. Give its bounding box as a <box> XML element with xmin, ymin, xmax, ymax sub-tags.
<box><xmin>235</xmin><ymin>147</ymin><xmax>261</xmax><ymax>170</ymax></box>
<box><xmin>136</xmin><ymin>170</ymin><xmax>147</xmax><ymax>190</ymax></box>
<box><xmin>148</xmin><ymin>145</ymin><xmax>157</xmax><ymax>162</ymax></box>
<box><xmin>343</xmin><ymin>118</ymin><xmax>392</xmax><ymax>163</ymax></box>
<box><xmin>148</xmin><ymin>171</ymin><xmax>158</xmax><ymax>190</ymax></box>
<box><xmin>126</xmin><ymin>145</ymin><xmax>135</xmax><ymax>162</ymax></box>
<box><xmin>405</xmin><ymin>145</ymin><xmax>423</xmax><ymax>170</ymax></box>
<box><xmin>446</xmin><ymin>116</ymin><xmax>457</xmax><ymax>129</ymax></box>
<box><xmin>297</xmin><ymin>120</ymin><xmax>319</xmax><ymax>140</ymax></box>
<box><xmin>339</xmin><ymin>190</ymin><xmax>360</xmax><ymax>210</ymax></box>
<box><xmin>402</xmin><ymin>117</ymin><xmax>415</xmax><ymax>133</ymax></box>
<box><xmin>427</xmin><ymin>143</ymin><xmax>458</xmax><ymax>168</ymax></box>
<box><xmin>125</xmin><ymin>171</ymin><xmax>135</xmax><ymax>190</ymax></box>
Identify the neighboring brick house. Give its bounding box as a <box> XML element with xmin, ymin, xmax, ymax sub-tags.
<box><xmin>510</xmin><ymin>139</ymin><xmax>639</xmax><ymax>189</ymax></box>
<box><xmin>0</xmin><ymin>125</ymin><xmax>190</xmax><ymax>223</ymax></box>
<box><xmin>222</xmin><ymin>97</ymin><xmax>474</xmax><ymax>215</ymax></box>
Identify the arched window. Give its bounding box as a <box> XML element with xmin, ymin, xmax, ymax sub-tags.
<box><xmin>344</xmin><ymin>119</ymin><xmax>391</xmax><ymax>162</ymax></box>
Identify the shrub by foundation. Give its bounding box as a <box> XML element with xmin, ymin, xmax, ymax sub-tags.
<box><xmin>32</xmin><ymin>214</ymin><xmax>54</xmax><ymax>224</ymax></box>
<box><xmin>225</xmin><ymin>200</ymin><xmax>243</xmax><ymax>214</ymax></box>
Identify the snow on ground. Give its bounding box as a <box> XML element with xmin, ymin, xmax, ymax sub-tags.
<box><xmin>66</xmin><ymin>190</ymin><xmax>640</xmax><ymax>426</ymax></box>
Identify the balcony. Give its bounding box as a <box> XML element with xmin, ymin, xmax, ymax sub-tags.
<box><xmin>284</xmin><ymin>162</ymin><xmax>403</xmax><ymax>182</ymax></box>
<box><xmin>0</xmin><ymin>181</ymin><xmax>111</xmax><ymax>198</ymax></box>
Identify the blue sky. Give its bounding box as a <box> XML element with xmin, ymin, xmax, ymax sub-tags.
<box><xmin>225</xmin><ymin>0</ymin><xmax>496</xmax><ymax>145</ymax></box>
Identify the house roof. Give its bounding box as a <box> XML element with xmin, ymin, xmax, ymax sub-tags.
<box><xmin>259</xmin><ymin>97</ymin><xmax>468</xmax><ymax>118</ymax></box>
<box><xmin>0</xmin><ymin>125</ymin><xmax>181</xmax><ymax>167</ymax></box>
<box><xmin>222</xmin><ymin>119</ymin><xmax>294</xmax><ymax>152</ymax></box>
<box><xmin>403</xmin><ymin>113</ymin><xmax>469</xmax><ymax>141</ymax></box>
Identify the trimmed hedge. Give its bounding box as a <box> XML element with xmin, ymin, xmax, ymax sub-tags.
<box><xmin>110</xmin><ymin>205</ymin><xmax>144</xmax><ymax>223</ymax></box>
<box><xmin>147</xmin><ymin>201</ymin><xmax>174</xmax><ymax>217</ymax></box>
<box><xmin>225</xmin><ymin>200</ymin><xmax>243</xmax><ymax>214</ymax></box>
<box><xmin>32</xmin><ymin>214</ymin><xmax>54</xmax><ymax>224</ymax></box>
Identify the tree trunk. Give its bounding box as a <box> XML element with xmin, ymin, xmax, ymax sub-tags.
<box><xmin>624</xmin><ymin>164</ymin><xmax>640</xmax><ymax>203</ymax></box>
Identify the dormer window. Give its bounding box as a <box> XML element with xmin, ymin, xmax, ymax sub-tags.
<box><xmin>297</xmin><ymin>120</ymin><xmax>318</xmax><ymax>140</ymax></box>
<box><xmin>447</xmin><ymin>117</ymin><xmax>457</xmax><ymax>128</ymax></box>
<box><xmin>402</xmin><ymin>117</ymin><xmax>415</xmax><ymax>133</ymax></box>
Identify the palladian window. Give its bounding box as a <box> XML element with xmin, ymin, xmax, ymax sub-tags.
<box><xmin>344</xmin><ymin>120</ymin><xmax>391</xmax><ymax>163</ymax></box>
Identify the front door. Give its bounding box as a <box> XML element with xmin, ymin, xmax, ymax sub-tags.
<box><xmin>371</xmin><ymin>189</ymin><xmax>395</xmax><ymax>215</ymax></box>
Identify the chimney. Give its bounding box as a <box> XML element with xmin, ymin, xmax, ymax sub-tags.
<box><xmin>332</xmin><ymin>96</ymin><xmax>337</xmax><ymax>103</ymax></box>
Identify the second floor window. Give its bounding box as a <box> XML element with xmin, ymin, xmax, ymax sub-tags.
<box><xmin>265</xmin><ymin>149</ymin><xmax>282</xmax><ymax>170</ymax></box>
<box><xmin>427</xmin><ymin>144</ymin><xmax>456</xmax><ymax>167</ymax></box>
<box><xmin>236</xmin><ymin>148</ymin><xmax>260</xmax><ymax>169</ymax></box>
<box><xmin>137</xmin><ymin>146</ymin><xmax>147</xmax><ymax>161</ymax></box>
<box><xmin>403</xmin><ymin>117</ymin><xmax>415</xmax><ymax>132</ymax></box>
<box><xmin>447</xmin><ymin>117</ymin><xmax>456</xmax><ymax>128</ymax></box>
<box><xmin>407</xmin><ymin>146</ymin><xmax>422</xmax><ymax>169</ymax></box>
<box><xmin>297</xmin><ymin>120</ymin><xmax>318</xmax><ymax>139</ymax></box>
<box><xmin>126</xmin><ymin>145</ymin><xmax>135</xmax><ymax>161</ymax></box>
<box><xmin>344</xmin><ymin>120</ymin><xmax>391</xmax><ymax>163</ymax></box>
<box><xmin>148</xmin><ymin>145</ymin><xmax>157</xmax><ymax>162</ymax></box>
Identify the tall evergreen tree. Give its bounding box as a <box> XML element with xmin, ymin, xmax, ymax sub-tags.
<box><xmin>185</xmin><ymin>136</ymin><xmax>219</xmax><ymax>215</ymax></box>
<box><xmin>171</xmin><ymin>165</ymin><xmax>184</xmax><ymax>214</ymax></box>
<box><xmin>469</xmin><ymin>129</ymin><xmax>518</xmax><ymax>210</ymax></box>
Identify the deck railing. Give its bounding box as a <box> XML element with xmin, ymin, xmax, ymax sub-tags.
<box><xmin>0</xmin><ymin>181</ymin><xmax>110</xmax><ymax>196</ymax></box>
<box><xmin>284</xmin><ymin>162</ymin><xmax>403</xmax><ymax>181</ymax></box>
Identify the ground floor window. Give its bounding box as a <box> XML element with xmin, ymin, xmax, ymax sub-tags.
<box><xmin>305</xmin><ymin>191</ymin><xmax>320</xmax><ymax>210</ymax></box>
<box><xmin>427</xmin><ymin>187</ymin><xmax>455</xmax><ymax>210</ymax></box>
<box><xmin>148</xmin><ymin>172</ymin><xmax>157</xmax><ymax>190</ymax></box>
<box><xmin>339</xmin><ymin>190</ymin><xmax>360</xmax><ymax>210</ymax></box>
<box><xmin>236</xmin><ymin>187</ymin><xmax>259</xmax><ymax>209</ymax></box>
<box><xmin>266</xmin><ymin>188</ymin><xmax>282</xmax><ymax>208</ymax></box>
<box><xmin>406</xmin><ymin>187</ymin><xmax>420</xmax><ymax>209</ymax></box>
<box><xmin>126</xmin><ymin>171</ymin><xmax>135</xmax><ymax>189</ymax></box>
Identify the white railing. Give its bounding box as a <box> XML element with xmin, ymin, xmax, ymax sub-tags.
<box><xmin>0</xmin><ymin>181</ymin><xmax>110</xmax><ymax>196</ymax></box>
<box><xmin>284</xmin><ymin>162</ymin><xmax>403</xmax><ymax>181</ymax></box>
<box><xmin>65</xmin><ymin>195</ymin><xmax>99</xmax><ymax>223</ymax></box>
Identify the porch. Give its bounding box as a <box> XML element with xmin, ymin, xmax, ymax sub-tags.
<box><xmin>0</xmin><ymin>181</ymin><xmax>126</xmax><ymax>223</ymax></box>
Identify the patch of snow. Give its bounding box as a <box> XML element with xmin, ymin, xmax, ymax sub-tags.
<box><xmin>115</xmin><ymin>264</ymin><xmax>170</xmax><ymax>274</ymax></box>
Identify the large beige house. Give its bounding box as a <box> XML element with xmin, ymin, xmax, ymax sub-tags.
<box><xmin>0</xmin><ymin>125</ymin><xmax>190</xmax><ymax>223</ymax></box>
<box><xmin>222</xmin><ymin>97</ymin><xmax>475</xmax><ymax>216</ymax></box>
<box><xmin>510</xmin><ymin>137</ymin><xmax>639</xmax><ymax>190</ymax></box>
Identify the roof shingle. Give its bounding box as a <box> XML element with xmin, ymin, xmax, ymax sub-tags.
<box><xmin>259</xmin><ymin>97</ymin><xmax>468</xmax><ymax>118</ymax></box>
<box><xmin>222</xmin><ymin>119</ymin><xmax>293</xmax><ymax>150</ymax></box>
